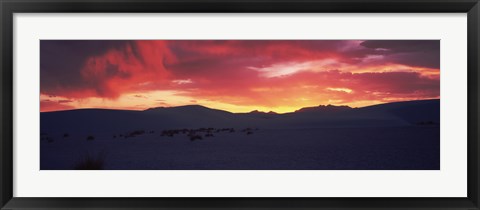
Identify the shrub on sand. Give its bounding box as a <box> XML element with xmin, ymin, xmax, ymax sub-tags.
<box><xmin>189</xmin><ymin>135</ymin><xmax>203</xmax><ymax>141</ymax></box>
<box><xmin>74</xmin><ymin>152</ymin><xmax>106</xmax><ymax>170</ymax></box>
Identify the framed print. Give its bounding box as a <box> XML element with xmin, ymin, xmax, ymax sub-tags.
<box><xmin>1</xmin><ymin>0</ymin><xmax>479</xmax><ymax>209</ymax></box>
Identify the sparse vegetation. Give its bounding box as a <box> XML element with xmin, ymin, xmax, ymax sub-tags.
<box><xmin>74</xmin><ymin>152</ymin><xmax>106</xmax><ymax>170</ymax></box>
<box><xmin>124</xmin><ymin>130</ymin><xmax>146</xmax><ymax>138</ymax></box>
<box><xmin>189</xmin><ymin>134</ymin><xmax>203</xmax><ymax>141</ymax></box>
<box><xmin>241</xmin><ymin>128</ymin><xmax>256</xmax><ymax>135</ymax></box>
<box><xmin>161</xmin><ymin>129</ymin><xmax>178</xmax><ymax>137</ymax></box>
<box><xmin>158</xmin><ymin>127</ymin><xmax>255</xmax><ymax>141</ymax></box>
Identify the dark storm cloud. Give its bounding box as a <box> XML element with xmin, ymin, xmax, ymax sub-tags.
<box><xmin>360</xmin><ymin>40</ymin><xmax>439</xmax><ymax>53</ymax></box>
<box><xmin>40</xmin><ymin>40</ymin><xmax>134</xmax><ymax>95</ymax></box>
<box><xmin>359</xmin><ymin>40</ymin><xmax>440</xmax><ymax>68</ymax></box>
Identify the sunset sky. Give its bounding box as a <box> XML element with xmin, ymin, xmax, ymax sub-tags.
<box><xmin>40</xmin><ymin>40</ymin><xmax>440</xmax><ymax>113</ymax></box>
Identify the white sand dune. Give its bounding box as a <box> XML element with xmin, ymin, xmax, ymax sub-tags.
<box><xmin>40</xmin><ymin>99</ymin><xmax>440</xmax><ymax>170</ymax></box>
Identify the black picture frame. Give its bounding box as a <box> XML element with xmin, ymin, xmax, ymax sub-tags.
<box><xmin>1</xmin><ymin>0</ymin><xmax>479</xmax><ymax>209</ymax></box>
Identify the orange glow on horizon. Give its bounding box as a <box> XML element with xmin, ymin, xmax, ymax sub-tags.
<box><xmin>40</xmin><ymin>92</ymin><xmax>440</xmax><ymax>114</ymax></box>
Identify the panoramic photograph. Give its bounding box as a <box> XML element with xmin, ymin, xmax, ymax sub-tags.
<box><xmin>40</xmin><ymin>40</ymin><xmax>440</xmax><ymax>170</ymax></box>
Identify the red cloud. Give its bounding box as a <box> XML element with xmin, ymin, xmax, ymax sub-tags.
<box><xmin>40</xmin><ymin>40</ymin><xmax>440</xmax><ymax>112</ymax></box>
<box><xmin>173</xmin><ymin>70</ymin><xmax>439</xmax><ymax>107</ymax></box>
<box><xmin>40</xmin><ymin>100</ymin><xmax>76</xmax><ymax>112</ymax></box>
<box><xmin>42</xmin><ymin>41</ymin><xmax>174</xmax><ymax>99</ymax></box>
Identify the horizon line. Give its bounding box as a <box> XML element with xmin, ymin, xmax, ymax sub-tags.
<box><xmin>40</xmin><ymin>98</ymin><xmax>440</xmax><ymax>114</ymax></box>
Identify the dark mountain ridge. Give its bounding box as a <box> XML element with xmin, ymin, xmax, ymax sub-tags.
<box><xmin>295</xmin><ymin>104</ymin><xmax>352</xmax><ymax>113</ymax></box>
<box><xmin>41</xmin><ymin>99</ymin><xmax>439</xmax><ymax>133</ymax></box>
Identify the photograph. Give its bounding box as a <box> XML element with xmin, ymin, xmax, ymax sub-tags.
<box><xmin>40</xmin><ymin>40</ymin><xmax>440</xmax><ymax>170</ymax></box>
